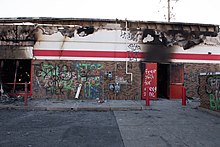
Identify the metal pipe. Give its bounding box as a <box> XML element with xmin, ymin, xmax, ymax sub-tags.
<box><xmin>125</xmin><ymin>19</ymin><xmax>133</xmax><ymax>84</ymax></box>
<box><xmin>75</xmin><ymin>84</ymin><xmax>82</xmax><ymax>99</ymax></box>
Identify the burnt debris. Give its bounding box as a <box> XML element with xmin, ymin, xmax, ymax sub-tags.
<box><xmin>0</xmin><ymin>25</ymin><xmax>36</xmax><ymax>41</ymax></box>
<box><xmin>142</xmin><ymin>29</ymin><xmax>218</xmax><ymax>50</ymax></box>
<box><xmin>77</xmin><ymin>26</ymin><xmax>95</xmax><ymax>37</ymax></box>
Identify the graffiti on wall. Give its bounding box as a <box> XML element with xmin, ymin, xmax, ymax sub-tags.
<box><xmin>128</xmin><ymin>43</ymin><xmax>141</xmax><ymax>61</ymax></box>
<box><xmin>120</xmin><ymin>30</ymin><xmax>142</xmax><ymax>42</ymax></box>
<box><xmin>120</xmin><ymin>30</ymin><xmax>142</xmax><ymax>61</ymax></box>
<box><xmin>34</xmin><ymin>62</ymin><xmax>77</xmax><ymax>97</ymax></box>
<box><xmin>83</xmin><ymin>76</ymin><xmax>101</xmax><ymax>98</ymax></box>
<box><xmin>33</xmin><ymin>61</ymin><xmax>138</xmax><ymax>99</ymax></box>
<box><xmin>145</xmin><ymin>69</ymin><xmax>157</xmax><ymax>99</ymax></box>
<box><xmin>74</xmin><ymin>63</ymin><xmax>103</xmax><ymax>78</ymax></box>
<box><xmin>184</xmin><ymin>68</ymin><xmax>210</xmax><ymax>98</ymax></box>
<box><xmin>33</xmin><ymin>62</ymin><xmax>104</xmax><ymax>99</ymax></box>
<box><xmin>128</xmin><ymin>43</ymin><xmax>141</xmax><ymax>51</ymax></box>
<box><xmin>144</xmin><ymin>69</ymin><xmax>156</xmax><ymax>86</ymax></box>
<box><xmin>205</xmin><ymin>76</ymin><xmax>220</xmax><ymax>110</ymax></box>
<box><xmin>142</xmin><ymin>63</ymin><xmax>157</xmax><ymax>99</ymax></box>
<box><xmin>74</xmin><ymin>63</ymin><xmax>103</xmax><ymax>99</ymax></box>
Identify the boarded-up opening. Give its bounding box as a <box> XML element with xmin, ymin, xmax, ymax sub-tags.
<box><xmin>0</xmin><ymin>59</ymin><xmax>31</xmax><ymax>96</ymax></box>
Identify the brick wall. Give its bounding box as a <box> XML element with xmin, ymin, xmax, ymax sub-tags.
<box><xmin>184</xmin><ymin>63</ymin><xmax>220</xmax><ymax>98</ymax></box>
<box><xmin>32</xmin><ymin>60</ymin><xmax>142</xmax><ymax>100</ymax></box>
<box><xmin>198</xmin><ymin>74</ymin><xmax>220</xmax><ymax>112</ymax></box>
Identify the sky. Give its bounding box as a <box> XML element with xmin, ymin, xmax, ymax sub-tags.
<box><xmin>0</xmin><ymin>0</ymin><xmax>219</xmax><ymax>25</ymax></box>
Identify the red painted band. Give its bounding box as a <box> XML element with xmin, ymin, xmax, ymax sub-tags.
<box><xmin>34</xmin><ymin>50</ymin><xmax>131</xmax><ymax>58</ymax></box>
<box><xmin>171</xmin><ymin>53</ymin><xmax>220</xmax><ymax>60</ymax></box>
<box><xmin>33</xmin><ymin>50</ymin><xmax>220</xmax><ymax>60</ymax></box>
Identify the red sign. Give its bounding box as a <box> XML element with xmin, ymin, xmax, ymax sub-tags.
<box><xmin>142</xmin><ymin>63</ymin><xmax>157</xmax><ymax>100</ymax></box>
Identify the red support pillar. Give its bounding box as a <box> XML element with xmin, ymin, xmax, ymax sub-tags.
<box><xmin>182</xmin><ymin>86</ymin><xmax>186</xmax><ymax>106</ymax></box>
<box><xmin>24</xmin><ymin>82</ymin><xmax>28</xmax><ymax>106</ymax></box>
<box><xmin>146</xmin><ymin>87</ymin><xmax>150</xmax><ymax>106</ymax></box>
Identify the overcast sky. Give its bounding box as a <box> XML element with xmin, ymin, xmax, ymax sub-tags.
<box><xmin>0</xmin><ymin>0</ymin><xmax>219</xmax><ymax>25</ymax></box>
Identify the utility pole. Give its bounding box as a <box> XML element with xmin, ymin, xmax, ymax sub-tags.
<box><xmin>168</xmin><ymin>0</ymin><xmax>171</xmax><ymax>22</ymax></box>
<box><xmin>159</xmin><ymin>0</ymin><xmax>179</xmax><ymax>22</ymax></box>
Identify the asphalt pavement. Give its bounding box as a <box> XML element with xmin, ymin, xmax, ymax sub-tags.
<box><xmin>0</xmin><ymin>99</ymin><xmax>220</xmax><ymax>147</ymax></box>
<box><xmin>114</xmin><ymin>99</ymin><xmax>220</xmax><ymax>147</ymax></box>
<box><xmin>0</xmin><ymin>110</ymin><xmax>124</xmax><ymax>147</ymax></box>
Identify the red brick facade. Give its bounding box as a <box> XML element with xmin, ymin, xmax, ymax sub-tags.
<box><xmin>32</xmin><ymin>60</ymin><xmax>141</xmax><ymax>100</ymax></box>
<box><xmin>184</xmin><ymin>63</ymin><xmax>220</xmax><ymax>98</ymax></box>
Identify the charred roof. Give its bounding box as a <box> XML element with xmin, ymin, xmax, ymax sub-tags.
<box><xmin>0</xmin><ymin>17</ymin><xmax>218</xmax><ymax>34</ymax></box>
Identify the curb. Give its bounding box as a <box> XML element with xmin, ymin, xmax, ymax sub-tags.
<box><xmin>77</xmin><ymin>107</ymin><xmax>111</xmax><ymax>111</ymax></box>
<box><xmin>110</xmin><ymin>106</ymin><xmax>142</xmax><ymax>111</ymax></box>
<box><xmin>0</xmin><ymin>105</ymin><xmax>143</xmax><ymax>111</ymax></box>
<box><xmin>198</xmin><ymin>107</ymin><xmax>220</xmax><ymax>117</ymax></box>
<box><xmin>0</xmin><ymin>105</ymin><xmax>48</xmax><ymax>111</ymax></box>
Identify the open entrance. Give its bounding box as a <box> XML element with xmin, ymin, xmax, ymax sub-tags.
<box><xmin>157</xmin><ymin>63</ymin><xmax>170</xmax><ymax>98</ymax></box>
<box><xmin>142</xmin><ymin>63</ymin><xmax>184</xmax><ymax>100</ymax></box>
<box><xmin>0</xmin><ymin>59</ymin><xmax>32</xmax><ymax>96</ymax></box>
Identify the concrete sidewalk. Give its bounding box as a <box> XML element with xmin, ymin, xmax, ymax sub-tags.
<box><xmin>0</xmin><ymin>98</ymin><xmax>201</xmax><ymax>112</ymax></box>
<box><xmin>0</xmin><ymin>99</ymin><xmax>144</xmax><ymax>111</ymax></box>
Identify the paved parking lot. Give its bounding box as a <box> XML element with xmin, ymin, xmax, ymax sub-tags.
<box><xmin>115</xmin><ymin>107</ymin><xmax>220</xmax><ymax>147</ymax></box>
<box><xmin>0</xmin><ymin>99</ymin><xmax>220</xmax><ymax>147</ymax></box>
<box><xmin>0</xmin><ymin>110</ymin><xmax>124</xmax><ymax>147</ymax></box>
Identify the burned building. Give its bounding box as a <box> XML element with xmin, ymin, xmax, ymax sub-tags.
<box><xmin>0</xmin><ymin>17</ymin><xmax>219</xmax><ymax>102</ymax></box>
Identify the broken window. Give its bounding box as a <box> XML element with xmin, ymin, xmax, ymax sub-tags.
<box><xmin>0</xmin><ymin>59</ymin><xmax>31</xmax><ymax>96</ymax></box>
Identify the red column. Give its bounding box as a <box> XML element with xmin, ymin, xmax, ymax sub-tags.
<box><xmin>146</xmin><ymin>87</ymin><xmax>150</xmax><ymax>106</ymax></box>
<box><xmin>24</xmin><ymin>82</ymin><xmax>28</xmax><ymax>106</ymax></box>
<box><xmin>182</xmin><ymin>86</ymin><xmax>186</xmax><ymax>106</ymax></box>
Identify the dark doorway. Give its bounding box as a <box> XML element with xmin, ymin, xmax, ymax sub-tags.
<box><xmin>0</xmin><ymin>59</ymin><xmax>31</xmax><ymax>96</ymax></box>
<box><xmin>157</xmin><ymin>63</ymin><xmax>170</xmax><ymax>98</ymax></box>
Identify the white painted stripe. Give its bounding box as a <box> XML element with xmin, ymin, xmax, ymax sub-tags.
<box><xmin>34</xmin><ymin>43</ymin><xmax>220</xmax><ymax>55</ymax></box>
<box><xmin>200</xmin><ymin>72</ymin><xmax>220</xmax><ymax>75</ymax></box>
<box><xmin>33</xmin><ymin>56</ymin><xmax>142</xmax><ymax>61</ymax></box>
<box><xmin>34</xmin><ymin>56</ymin><xmax>220</xmax><ymax>63</ymax></box>
<box><xmin>34</xmin><ymin>42</ymin><xmax>128</xmax><ymax>51</ymax></box>
<box><xmin>171</xmin><ymin>59</ymin><xmax>220</xmax><ymax>63</ymax></box>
